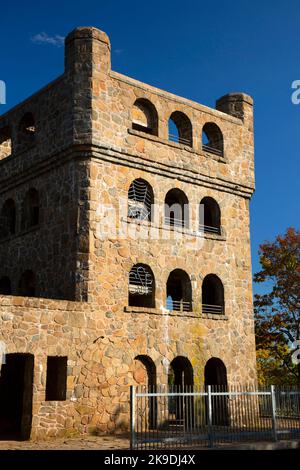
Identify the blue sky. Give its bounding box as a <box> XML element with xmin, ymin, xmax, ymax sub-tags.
<box><xmin>1</xmin><ymin>0</ymin><xmax>299</xmax><ymax>293</ymax></box>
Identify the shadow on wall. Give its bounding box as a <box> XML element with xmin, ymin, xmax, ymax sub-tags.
<box><xmin>90</xmin><ymin>405</ymin><xmax>130</xmax><ymax>437</ymax></box>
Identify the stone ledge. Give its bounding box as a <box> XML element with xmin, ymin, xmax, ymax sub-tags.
<box><xmin>124</xmin><ymin>306</ymin><xmax>197</xmax><ymax>317</ymax></box>
<box><xmin>200</xmin><ymin>313</ymin><xmax>228</xmax><ymax>321</ymax></box>
<box><xmin>121</xmin><ymin>217</ymin><xmax>226</xmax><ymax>241</ymax></box>
<box><xmin>0</xmin><ymin>224</ymin><xmax>40</xmax><ymax>245</ymax></box>
<box><xmin>90</xmin><ymin>145</ymin><xmax>254</xmax><ymax>197</ymax></box>
<box><xmin>124</xmin><ymin>306</ymin><xmax>228</xmax><ymax>320</ymax></box>
<box><xmin>0</xmin><ymin>295</ymin><xmax>85</xmax><ymax>310</ymax></box>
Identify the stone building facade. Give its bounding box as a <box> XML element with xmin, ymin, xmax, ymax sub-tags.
<box><xmin>0</xmin><ymin>27</ymin><xmax>256</xmax><ymax>439</ymax></box>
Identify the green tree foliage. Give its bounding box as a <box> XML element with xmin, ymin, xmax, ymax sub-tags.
<box><xmin>254</xmin><ymin>228</ymin><xmax>300</xmax><ymax>385</ymax></box>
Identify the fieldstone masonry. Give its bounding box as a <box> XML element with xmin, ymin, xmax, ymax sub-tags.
<box><xmin>0</xmin><ymin>26</ymin><xmax>257</xmax><ymax>439</ymax></box>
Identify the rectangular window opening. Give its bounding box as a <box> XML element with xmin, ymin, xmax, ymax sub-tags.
<box><xmin>45</xmin><ymin>356</ymin><xmax>67</xmax><ymax>401</ymax></box>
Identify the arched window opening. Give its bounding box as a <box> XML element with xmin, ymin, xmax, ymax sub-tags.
<box><xmin>199</xmin><ymin>197</ymin><xmax>221</xmax><ymax>234</ymax></box>
<box><xmin>21</xmin><ymin>189</ymin><xmax>39</xmax><ymax>231</ymax></box>
<box><xmin>129</xmin><ymin>264</ymin><xmax>155</xmax><ymax>308</ymax></box>
<box><xmin>166</xmin><ymin>269</ymin><xmax>192</xmax><ymax>312</ymax></box>
<box><xmin>0</xmin><ymin>276</ymin><xmax>12</xmax><ymax>295</ymax></box>
<box><xmin>202</xmin><ymin>274</ymin><xmax>224</xmax><ymax>315</ymax></box>
<box><xmin>132</xmin><ymin>98</ymin><xmax>158</xmax><ymax>136</ymax></box>
<box><xmin>0</xmin><ymin>126</ymin><xmax>12</xmax><ymax>160</ymax></box>
<box><xmin>202</xmin><ymin>122</ymin><xmax>223</xmax><ymax>157</ymax></box>
<box><xmin>204</xmin><ymin>358</ymin><xmax>229</xmax><ymax>425</ymax></box>
<box><xmin>168</xmin><ymin>357</ymin><xmax>194</xmax><ymax>426</ymax></box>
<box><xmin>133</xmin><ymin>355</ymin><xmax>157</xmax><ymax>429</ymax></box>
<box><xmin>128</xmin><ymin>179</ymin><xmax>154</xmax><ymax>221</ymax></box>
<box><xmin>0</xmin><ymin>199</ymin><xmax>16</xmax><ymax>239</ymax></box>
<box><xmin>164</xmin><ymin>188</ymin><xmax>189</xmax><ymax>229</ymax></box>
<box><xmin>18</xmin><ymin>270</ymin><xmax>36</xmax><ymax>297</ymax></box>
<box><xmin>18</xmin><ymin>113</ymin><xmax>36</xmax><ymax>148</ymax></box>
<box><xmin>168</xmin><ymin>111</ymin><xmax>192</xmax><ymax>147</ymax></box>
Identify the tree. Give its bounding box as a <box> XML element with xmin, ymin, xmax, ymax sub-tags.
<box><xmin>254</xmin><ymin>228</ymin><xmax>300</xmax><ymax>385</ymax></box>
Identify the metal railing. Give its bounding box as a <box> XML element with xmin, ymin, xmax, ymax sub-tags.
<box><xmin>198</xmin><ymin>224</ymin><xmax>221</xmax><ymax>235</ymax></box>
<box><xmin>130</xmin><ymin>385</ymin><xmax>300</xmax><ymax>449</ymax></box>
<box><xmin>165</xmin><ymin>300</ymin><xmax>192</xmax><ymax>312</ymax></box>
<box><xmin>202</xmin><ymin>304</ymin><xmax>224</xmax><ymax>315</ymax></box>
<box><xmin>168</xmin><ymin>133</ymin><xmax>192</xmax><ymax>146</ymax></box>
<box><xmin>202</xmin><ymin>144</ymin><xmax>223</xmax><ymax>157</ymax></box>
<box><xmin>164</xmin><ymin>216</ymin><xmax>188</xmax><ymax>229</ymax></box>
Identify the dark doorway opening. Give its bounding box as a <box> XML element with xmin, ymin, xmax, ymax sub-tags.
<box><xmin>0</xmin><ymin>353</ymin><xmax>34</xmax><ymax>440</ymax></box>
<box><xmin>204</xmin><ymin>357</ymin><xmax>229</xmax><ymax>426</ymax></box>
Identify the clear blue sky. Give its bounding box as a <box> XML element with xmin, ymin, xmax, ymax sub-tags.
<box><xmin>1</xmin><ymin>0</ymin><xmax>299</xmax><ymax>293</ymax></box>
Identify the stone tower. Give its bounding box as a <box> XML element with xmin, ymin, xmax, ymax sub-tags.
<box><xmin>0</xmin><ymin>27</ymin><xmax>256</xmax><ymax>439</ymax></box>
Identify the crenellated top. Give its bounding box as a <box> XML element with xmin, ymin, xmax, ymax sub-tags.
<box><xmin>0</xmin><ymin>27</ymin><xmax>254</xmax><ymax>194</ymax></box>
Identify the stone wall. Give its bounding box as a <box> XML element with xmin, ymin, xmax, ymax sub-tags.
<box><xmin>0</xmin><ymin>158</ymin><xmax>90</xmax><ymax>300</ymax></box>
<box><xmin>0</xmin><ymin>293</ymin><xmax>256</xmax><ymax>438</ymax></box>
<box><xmin>0</xmin><ymin>26</ymin><xmax>257</xmax><ymax>439</ymax></box>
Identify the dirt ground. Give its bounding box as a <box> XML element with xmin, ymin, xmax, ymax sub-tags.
<box><xmin>0</xmin><ymin>435</ymin><xmax>130</xmax><ymax>450</ymax></box>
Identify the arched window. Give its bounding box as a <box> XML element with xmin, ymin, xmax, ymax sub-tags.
<box><xmin>165</xmin><ymin>189</ymin><xmax>189</xmax><ymax>228</ymax></box>
<box><xmin>0</xmin><ymin>276</ymin><xmax>12</xmax><ymax>295</ymax></box>
<box><xmin>132</xmin><ymin>98</ymin><xmax>158</xmax><ymax>135</ymax></box>
<box><xmin>202</xmin><ymin>274</ymin><xmax>224</xmax><ymax>315</ymax></box>
<box><xmin>128</xmin><ymin>179</ymin><xmax>154</xmax><ymax>221</ymax></box>
<box><xmin>168</xmin><ymin>111</ymin><xmax>192</xmax><ymax>147</ymax></box>
<box><xmin>202</xmin><ymin>122</ymin><xmax>223</xmax><ymax>156</ymax></box>
<box><xmin>18</xmin><ymin>112</ymin><xmax>36</xmax><ymax>148</ymax></box>
<box><xmin>21</xmin><ymin>189</ymin><xmax>39</xmax><ymax>231</ymax></box>
<box><xmin>166</xmin><ymin>269</ymin><xmax>192</xmax><ymax>312</ymax></box>
<box><xmin>18</xmin><ymin>270</ymin><xmax>36</xmax><ymax>297</ymax></box>
<box><xmin>0</xmin><ymin>126</ymin><xmax>12</xmax><ymax>160</ymax></box>
<box><xmin>129</xmin><ymin>264</ymin><xmax>155</xmax><ymax>308</ymax></box>
<box><xmin>0</xmin><ymin>199</ymin><xmax>16</xmax><ymax>238</ymax></box>
<box><xmin>199</xmin><ymin>197</ymin><xmax>221</xmax><ymax>234</ymax></box>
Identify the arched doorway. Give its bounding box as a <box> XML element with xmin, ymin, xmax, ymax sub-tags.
<box><xmin>133</xmin><ymin>355</ymin><xmax>157</xmax><ymax>429</ymax></box>
<box><xmin>204</xmin><ymin>357</ymin><xmax>229</xmax><ymax>426</ymax></box>
<box><xmin>168</xmin><ymin>357</ymin><xmax>194</xmax><ymax>428</ymax></box>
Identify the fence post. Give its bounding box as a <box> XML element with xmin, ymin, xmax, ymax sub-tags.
<box><xmin>130</xmin><ymin>386</ymin><xmax>136</xmax><ymax>449</ymax></box>
<box><xmin>207</xmin><ymin>385</ymin><xmax>214</xmax><ymax>447</ymax></box>
<box><xmin>270</xmin><ymin>385</ymin><xmax>278</xmax><ymax>442</ymax></box>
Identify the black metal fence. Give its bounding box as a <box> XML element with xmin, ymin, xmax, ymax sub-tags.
<box><xmin>130</xmin><ymin>385</ymin><xmax>300</xmax><ymax>449</ymax></box>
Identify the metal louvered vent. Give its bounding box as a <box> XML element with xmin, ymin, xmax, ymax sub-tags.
<box><xmin>128</xmin><ymin>179</ymin><xmax>152</xmax><ymax>221</ymax></box>
<box><xmin>129</xmin><ymin>265</ymin><xmax>153</xmax><ymax>295</ymax></box>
